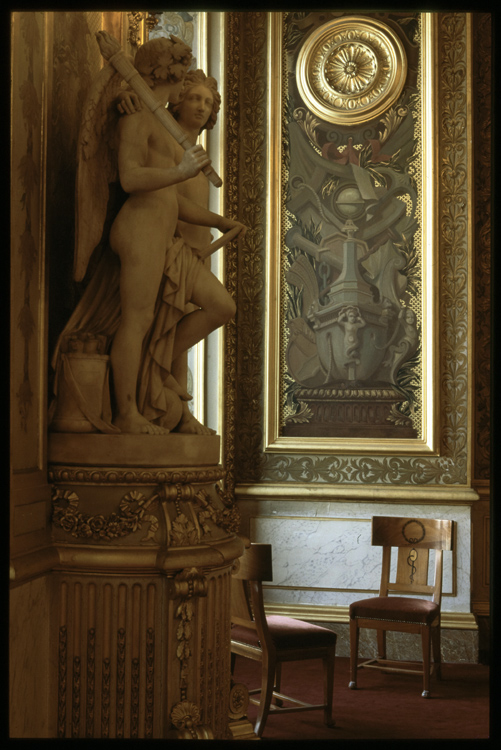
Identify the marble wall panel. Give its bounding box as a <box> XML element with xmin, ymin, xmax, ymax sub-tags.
<box><xmin>246</xmin><ymin>500</ymin><xmax>470</xmax><ymax>613</ymax></box>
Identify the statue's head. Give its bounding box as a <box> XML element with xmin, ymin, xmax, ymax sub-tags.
<box><xmin>134</xmin><ymin>35</ymin><xmax>193</xmax><ymax>89</ymax></box>
<box><xmin>169</xmin><ymin>69</ymin><xmax>221</xmax><ymax>132</ymax></box>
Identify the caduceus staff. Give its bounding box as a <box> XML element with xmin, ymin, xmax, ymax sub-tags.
<box><xmin>96</xmin><ymin>30</ymin><xmax>223</xmax><ymax>188</ymax></box>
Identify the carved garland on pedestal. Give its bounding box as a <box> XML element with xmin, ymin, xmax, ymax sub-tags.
<box><xmin>51</xmin><ymin>468</ymin><xmax>240</xmax><ymax>543</ymax></box>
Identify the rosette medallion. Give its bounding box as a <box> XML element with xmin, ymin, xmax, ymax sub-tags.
<box><xmin>296</xmin><ymin>16</ymin><xmax>407</xmax><ymax>125</ymax></box>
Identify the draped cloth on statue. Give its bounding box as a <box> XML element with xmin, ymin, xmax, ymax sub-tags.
<box><xmin>138</xmin><ymin>236</ymin><xmax>202</xmax><ymax>423</ymax></box>
<box><xmin>50</xmin><ymin>236</ymin><xmax>202</xmax><ymax>430</ymax></box>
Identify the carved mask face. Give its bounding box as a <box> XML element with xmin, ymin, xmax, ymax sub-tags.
<box><xmin>176</xmin><ymin>84</ymin><xmax>214</xmax><ymax>131</ymax></box>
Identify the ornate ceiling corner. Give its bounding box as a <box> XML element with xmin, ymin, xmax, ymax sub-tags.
<box><xmin>296</xmin><ymin>15</ymin><xmax>407</xmax><ymax>125</ymax></box>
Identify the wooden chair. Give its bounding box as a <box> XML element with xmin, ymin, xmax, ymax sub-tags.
<box><xmin>349</xmin><ymin>516</ymin><xmax>454</xmax><ymax>698</ymax></box>
<box><xmin>230</xmin><ymin>543</ymin><xmax>337</xmax><ymax>737</ymax></box>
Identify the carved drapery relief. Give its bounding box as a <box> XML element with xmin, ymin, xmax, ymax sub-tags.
<box><xmin>225</xmin><ymin>12</ymin><xmax>475</xmax><ymax>487</ymax></box>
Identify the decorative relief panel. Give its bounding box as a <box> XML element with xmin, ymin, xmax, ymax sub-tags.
<box><xmin>225</xmin><ymin>12</ymin><xmax>475</xmax><ymax>490</ymax></box>
<box><xmin>296</xmin><ymin>16</ymin><xmax>408</xmax><ymax>125</ymax></box>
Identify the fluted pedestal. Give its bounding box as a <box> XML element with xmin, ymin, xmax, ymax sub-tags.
<box><xmin>48</xmin><ymin>433</ymin><xmax>247</xmax><ymax>739</ymax></box>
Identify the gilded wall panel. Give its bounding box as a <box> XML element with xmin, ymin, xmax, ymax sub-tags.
<box><xmin>225</xmin><ymin>12</ymin><xmax>476</xmax><ymax>491</ymax></box>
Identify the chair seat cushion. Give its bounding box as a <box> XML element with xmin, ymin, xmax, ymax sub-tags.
<box><xmin>349</xmin><ymin>596</ymin><xmax>439</xmax><ymax>625</ymax></box>
<box><xmin>232</xmin><ymin>616</ymin><xmax>337</xmax><ymax>650</ymax></box>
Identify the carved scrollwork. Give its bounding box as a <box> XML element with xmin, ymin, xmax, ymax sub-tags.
<box><xmin>51</xmin><ymin>488</ymin><xmax>160</xmax><ymax>542</ymax></box>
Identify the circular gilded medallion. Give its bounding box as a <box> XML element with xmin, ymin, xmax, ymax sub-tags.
<box><xmin>296</xmin><ymin>16</ymin><xmax>407</xmax><ymax>125</ymax></box>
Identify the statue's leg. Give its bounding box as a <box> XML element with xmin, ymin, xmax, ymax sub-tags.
<box><xmin>171</xmin><ymin>265</ymin><xmax>236</xmax><ymax>362</ymax></box>
<box><xmin>110</xmin><ymin>242</ymin><xmax>168</xmax><ymax>435</ymax></box>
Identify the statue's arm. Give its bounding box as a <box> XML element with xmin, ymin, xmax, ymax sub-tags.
<box><xmin>177</xmin><ymin>193</ymin><xmax>247</xmax><ymax>236</ymax></box>
<box><xmin>116</xmin><ymin>116</ymin><xmax>210</xmax><ymax>193</ymax></box>
<box><xmin>116</xmin><ymin>89</ymin><xmax>142</xmax><ymax>115</ymax></box>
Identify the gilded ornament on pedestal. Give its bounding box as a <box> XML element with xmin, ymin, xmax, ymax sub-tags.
<box><xmin>296</xmin><ymin>16</ymin><xmax>407</xmax><ymax>124</ymax></box>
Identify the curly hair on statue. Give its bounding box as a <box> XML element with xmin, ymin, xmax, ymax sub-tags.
<box><xmin>169</xmin><ymin>68</ymin><xmax>221</xmax><ymax>132</ymax></box>
<box><xmin>133</xmin><ymin>35</ymin><xmax>193</xmax><ymax>88</ymax></box>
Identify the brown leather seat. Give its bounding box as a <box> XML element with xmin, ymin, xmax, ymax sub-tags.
<box><xmin>349</xmin><ymin>516</ymin><xmax>454</xmax><ymax>698</ymax></box>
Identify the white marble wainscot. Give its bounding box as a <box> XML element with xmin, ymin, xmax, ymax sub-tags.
<box><xmin>248</xmin><ymin>500</ymin><xmax>469</xmax><ymax>611</ymax></box>
<box><xmin>240</xmin><ymin>499</ymin><xmax>477</xmax><ymax>662</ymax></box>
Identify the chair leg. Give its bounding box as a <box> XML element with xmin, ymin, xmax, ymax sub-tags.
<box><xmin>421</xmin><ymin>625</ymin><xmax>431</xmax><ymax>698</ymax></box>
<box><xmin>349</xmin><ymin>617</ymin><xmax>359</xmax><ymax>689</ymax></box>
<box><xmin>377</xmin><ymin>629</ymin><xmax>386</xmax><ymax>660</ymax></box>
<box><xmin>254</xmin><ymin>653</ymin><xmax>276</xmax><ymax>737</ymax></box>
<box><xmin>273</xmin><ymin>662</ymin><xmax>283</xmax><ymax>706</ymax></box>
<box><xmin>323</xmin><ymin>648</ymin><xmax>336</xmax><ymax>727</ymax></box>
<box><xmin>431</xmin><ymin>623</ymin><xmax>442</xmax><ymax>680</ymax></box>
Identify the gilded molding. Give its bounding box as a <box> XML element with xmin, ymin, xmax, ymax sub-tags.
<box><xmin>264</xmin><ymin>602</ymin><xmax>478</xmax><ymax>630</ymax></box>
<box><xmin>224</xmin><ymin>12</ymin><xmax>268</xmax><ymax>489</ymax></box>
<box><xmin>472</xmin><ymin>13</ymin><xmax>491</xmax><ymax>482</ymax></box>
<box><xmin>437</xmin><ymin>12</ymin><xmax>469</xmax><ymax>482</ymax></box>
<box><xmin>48</xmin><ymin>465</ymin><xmax>225</xmax><ymax>485</ymax></box>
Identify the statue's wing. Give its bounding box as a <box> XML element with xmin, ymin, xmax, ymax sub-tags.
<box><xmin>74</xmin><ymin>62</ymin><xmax>125</xmax><ymax>282</ymax></box>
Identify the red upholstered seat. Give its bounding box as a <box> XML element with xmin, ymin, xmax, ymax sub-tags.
<box><xmin>231</xmin><ymin>543</ymin><xmax>336</xmax><ymax>736</ymax></box>
<box><xmin>350</xmin><ymin>596</ymin><xmax>440</xmax><ymax>626</ymax></box>
<box><xmin>232</xmin><ymin>616</ymin><xmax>338</xmax><ymax>650</ymax></box>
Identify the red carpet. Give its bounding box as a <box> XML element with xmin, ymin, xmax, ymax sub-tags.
<box><xmin>232</xmin><ymin>656</ymin><xmax>490</xmax><ymax>740</ymax></box>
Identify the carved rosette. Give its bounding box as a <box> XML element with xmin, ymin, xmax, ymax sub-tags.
<box><xmin>296</xmin><ymin>16</ymin><xmax>407</xmax><ymax>124</ymax></box>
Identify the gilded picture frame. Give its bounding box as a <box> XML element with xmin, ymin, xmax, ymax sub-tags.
<box><xmin>265</xmin><ymin>12</ymin><xmax>441</xmax><ymax>457</ymax></box>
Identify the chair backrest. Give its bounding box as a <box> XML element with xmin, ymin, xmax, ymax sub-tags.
<box><xmin>231</xmin><ymin>543</ymin><xmax>273</xmax><ymax>641</ymax></box>
<box><xmin>371</xmin><ymin>516</ymin><xmax>454</xmax><ymax>604</ymax></box>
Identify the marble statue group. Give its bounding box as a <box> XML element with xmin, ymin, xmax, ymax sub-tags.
<box><xmin>50</xmin><ymin>33</ymin><xmax>246</xmax><ymax>437</ymax></box>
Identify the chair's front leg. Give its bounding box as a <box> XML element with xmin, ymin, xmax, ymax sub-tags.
<box><xmin>431</xmin><ymin>622</ymin><xmax>442</xmax><ymax>680</ymax></box>
<box><xmin>254</xmin><ymin>653</ymin><xmax>277</xmax><ymax>737</ymax></box>
<box><xmin>421</xmin><ymin>625</ymin><xmax>432</xmax><ymax>698</ymax></box>
<box><xmin>349</xmin><ymin>617</ymin><xmax>359</xmax><ymax>689</ymax></box>
<box><xmin>323</xmin><ymin>647</ymin><xmax>336</xmax><ymax>727</ymax></box>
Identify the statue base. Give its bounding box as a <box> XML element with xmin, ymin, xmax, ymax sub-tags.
<box><xmin>48</xmin><ymin>432</ymin><xmax>244</xmax><ymax>739</ymax></box>
<box><xmin>48</xmin><ymin>431</ymin><xmax>221</xmax><ymax>467</ymax></box>
<box><xmin>284</xmin><ymin>386</ymin><xmax>417</xmax><ymax>439</ymax></box>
